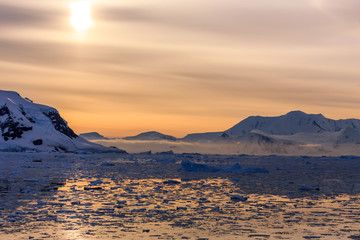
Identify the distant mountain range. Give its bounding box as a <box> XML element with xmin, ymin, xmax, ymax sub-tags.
<box><xmin>81</xmin><ymin>111</ymin><xmax>360</xmax><ymax>151</ymax></box>
<box><xmin>79</xmin><ymin>132</ymin><xmax>109</xmax><ymax>140</ymax></box>
<box><xmin>6</xmin><ymin>89</ymin><xmax>358</xmax><ymax>155</ymax></box>
<box><xmin>123</xmin><ymin>131</ymin><xmax>177</xmax><ymax>141</ymax></box>
<box><xmin>182</xmin><ymin>110</ymin><xmax>360</xmax><ymax>143</ymax></box>
<box><xmin>80</xmin><ymin>131</ymin><xmax>177</xmax><ymax>141</ymax></box>
<box><xmin>0</xmin><ymin>90</ymin><xmax>126</xmax><ymax>153</ymax></box>
<box><xmin>227</xmin><ymin>110</ymin><xmax>360</xmax><ymax>135</ymax></box>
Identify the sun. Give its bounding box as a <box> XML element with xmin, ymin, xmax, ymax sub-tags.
<box><xmin>70</xmin><ymin>1</ymin><xmax>93</xmax><ymax>32</ymax></box>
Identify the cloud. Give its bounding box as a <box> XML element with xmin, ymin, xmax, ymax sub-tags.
<box><xmin>1</xmin><ymin>0</ymin><xmax>360</xmax><ymax>136</ymax></box>
<box><xmin>0</xmin><ymin>38</ymin><xmax>174</xmax><ymax>74</ymax></box>
<box><xmin>313</xmin><ymin>0</ymin><xmax>360</xmax><ymax>23</ymax></box>
<box><xmin>95</xmin><ymin>0</ymin><xmax>341</xmax><ymax>44</ymax></box>
<box><xmin>0</xmin><ymin>3</ymin><xmax>60</xmax><ymax>27</ymax></box>
<box><xmin>95</xmin><ymin>7</ymin><xmax>153</xmax><ymax>22</ymax></box>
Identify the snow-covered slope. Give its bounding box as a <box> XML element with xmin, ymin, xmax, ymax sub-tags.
<box><xmin>226</xmin><ymin>111</ymin><xmax>360</xmax><ymax>136</ymax></box>
<box><xmin>0</xmin><ymin>90</ymin><xmax>126</xmax><ymax>153</ymax></box>
<box><xmin>79</xmin><ymin>132</ymin><xmax>109</xmax><ymax>140</ymax></box>
<box><xmin>336</xmin><ymin>127</ymin><xmax>360</xmax><ymax>144</ymax></box>
<box><xmin>181</xmin><ymin>132</ymin><xmax>223</xmax><ymax>142</ymax></box>
<box><xmin>175</xmin><ymin>111</ymin><xmax>360</xmax><ymax>155</ymax></box>
<box><xmin>181</xmin><ymin>111</ymin><xmax>360</xmax><ymax>142</ymax></box>
<box><xmin>123</xmin><ymin>131</ymin><xmax>177</xmax><ymax>141</ymax></box>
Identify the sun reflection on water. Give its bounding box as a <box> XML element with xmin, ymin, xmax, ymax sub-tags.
<box><xmin>1</xmin><ymin>174</ymin><xmax>360</xmax><ymax>239</ymax></box>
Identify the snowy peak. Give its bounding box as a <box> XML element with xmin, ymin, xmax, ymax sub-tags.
<box><xmin>226</xmin><ymin>111</ymin><xmax>354</xmax><ymax>136</ymax></box>
<box><xmin>79</xmin><ymin>132</ymin><xmax>109</xmax><ymax>140</ymax></box>
<box><xmin>0</xmin><ymin>90</ymin><xmax>76</xmax><ymax>142</ymax></box>
<box><xmin>123</xmin><ymin>131</ymin><xmax>177</xmax><ymax>141</ymax></box>
<box><xmin>0</xmin><ymin>90</ymin><xmax>125</xmax><ymax>153</ymax></box>
<box><xmin>285</xmin><ymin>110</ymin><xmax>322</xmax><ymax>118</ymax></box>
<box><xmin>179</xmin><ymin>111</ymin><xmax>360</xmax><ymax>148</ymax></box>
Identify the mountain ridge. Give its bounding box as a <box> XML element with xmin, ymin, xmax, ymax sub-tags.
<box><xmin>226</xmin><ymin>110</ymin><xmax>360</xmax><ymax>136</ymax></box>
<box><xmin>79</xmin><ymin>132</ymin><xmax>109</xmax><ymax>140</ymax></box>
<box><xmin>123</xmin><ymin>131</ymin><xmax>177</xmax><ymax>141</ymax></box>
<box><xmin>181</xmin><ymin>110</ymin><xmax>360</xmax><ymax>142</ymax></box>
<box><xmin>0</xmin><ymin>90</ymin><xmax>126</xmax><ymax>153</ymax></box>
<box><xmin>83</xmin><ymin>111</ymin><xmax>360</xmax><ymax>144</ymax></box>
<box><xmin>78</xmin><ymin>110</ymin><xmax>360</xmax><ymax>155</ymax></box>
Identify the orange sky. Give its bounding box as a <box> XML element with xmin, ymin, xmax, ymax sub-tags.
<box><xmin>1</xmin><ymin>0</ymin><xmax>360</xmax><ymax>137</ymax></box>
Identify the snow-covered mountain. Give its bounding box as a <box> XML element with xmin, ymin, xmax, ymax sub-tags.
<box><xmin>336</xmin><ymin>127</ymin><xmax>360</xmax><ymax>144</ymax></box>
<box><xmin>181</xmin><ymin>111</ymin><xmax>360</xmax><ymax>142</ymax></box>
<box><xmin>176</xmin><ymin>111</ymin><xmax>360</xmax><ymax>155</ymax></box>
<box><xmin>0</xmin><ymin>90</ymin><xmax>126</xmax><ymax>153</ymax></box>
<box><xmin>182</xmin><ymin>132</ymin><xmax>228</xmax><ymax>142</ymax></box>
<box><xmin>80</xmin><ymin>110</ymin><xmax>360</xmax><ymax>155</ymax></box>
<box><xmin>226</xmin><ymin>111</ymin><xmax>360</xmax><ymax>136</ymax></box>
<box><xmin>79</xmin><ymin>132</ymin><xmax>109</xmax><ymax>140</ymax></box>
<box><xmin>123</xmin><ymin>131</ymin><xmax>177</xmax><ymax>141</ymax></box>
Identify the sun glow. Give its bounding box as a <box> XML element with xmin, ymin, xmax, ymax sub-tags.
<box><xmin>70</xmin><ymin>1</ymin><xmax>93</xmax><ymax>32</ymax></box>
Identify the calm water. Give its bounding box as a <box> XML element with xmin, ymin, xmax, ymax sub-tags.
<box><xmin>0</xmin><ymin>153</ymin><xmax>360</xmax><ymax>239</ymax></box>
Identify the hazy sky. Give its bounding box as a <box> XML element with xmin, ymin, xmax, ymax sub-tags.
<box><xmin>1</xmin><ymin>0</ymin><xmax>360</xmax><ymax>137</ymax></box>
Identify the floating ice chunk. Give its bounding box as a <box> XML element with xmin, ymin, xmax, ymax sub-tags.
<box><xmin>298</xmin><ymin>185</ymin><xmax>319</xmax><ymax>191</ymax></box>
<box><xmin>163</xmin><ymin>199</ymin><xmax>174</xmax><ymax>204</ymax></box>
<box><xmin>237</xmin><ymin>167</ymin><xmax>269</xmax><ymax>173</ymax></box>
<box><xmin>101</xmin><ymin>162</ymin><xmax>115</xmax><ymax>166</ymax></box>
<box><xmin>230</xmin><ymin>195</ymin><xmax>248</xmax><ymax>202</ymax></box>
<box><xmin>89</xmin><ymin>179</ymin><xmax>102</xmax><ymax>186</ymax></box>
<box><xmin>57</xmin><ymin>158</ymin><xmax>68</xmax><ymax>162</ymax></box>
<box><xmin>178</xmin><ymin>160</ymin><xmax>268</xmax><ymax>173</ymax></box>
<box><xmin>340</xmin><ymin>155</ymin><xmax>360</xmax><ymax>160</ymax></box>
<box><xmin>163</xmin><ymin>180</ymin><xmax>181</xmax><ymax>185</ymax></box>
<box><xmin>84</xmin><ymin>186</ymin><xmax>102</xmax><ymax>190</ymax></box>
<box><xmin>178</xmin><ymin>160</ymin><xmax>221</xmax><ymax>173</ymax></box>
<box><xmin>131</xmin><ymin>208</ymin><xmax>146</xmax><ymax>212</ymax></box>
<box><xmin>20</xmin><ymin>188</ymin><xmax>31</xmax><ymax>193</ymax></box>
<box><xmin>156</xmin><ymin>150</ymin><xmax>174</xmax><ymax>155</ymax></box>
<box><xmin>56</xmin><ymin>210</ymin><xmax>76</xmax><ymax>214</ymax></box>
<box><xmin>23</xmin><ymin>179</ymin><xmax>39</xmax><ymax>182</ymax></box>
<box><xmin>139</xmin><ymin>151</ymin><xmax>152</xmax><ymax>155</ymax></box>
<box><xmin>177</xmin><ymin>207</ymin><xmax>187</xmax><ymax>210</ymax></box>
<box><xmin>117</xmin><ymin>200</ymin><xmax>127</xmax><ymax>205</ymax></box>
<box><xmin>48</xmin><ymin>202</ymin><xmax>65</xmax><ymax>206</ymax></box>
<box><xmin>222</xmin><ymin>163</ymin><xmax>242</xmax><ymax>172</ymax></box>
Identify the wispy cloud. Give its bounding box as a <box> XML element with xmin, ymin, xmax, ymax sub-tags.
<box><xmin>1</xmin><ymin>0</ymin><xmax>360</xmax><ymax>136</ymax></box>
<box><xmin>0</xmin><ymin>3</ymin><xmax>60</xmax><ymax>27</ymax></box>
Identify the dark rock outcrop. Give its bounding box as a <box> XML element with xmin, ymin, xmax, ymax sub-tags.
<box><xmin>43</xmin><ymin>111</ymin><xmax>77</xmax><ymax>139</ymax></box>
<box><xmin>0</xmin><ymin>105</ymin><xmax>32</xmax><ymax>141</ymax></box>
<box><xmin>32</xmin><ymin>139</ymin><xmax>43</xmax><ymax>146</ymax></box>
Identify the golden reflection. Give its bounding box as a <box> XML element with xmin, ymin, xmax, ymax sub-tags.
<box><xmin>3</xmin><ymin>175</ymin><xmax>360</xmax><ymax>239</ymax></box>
